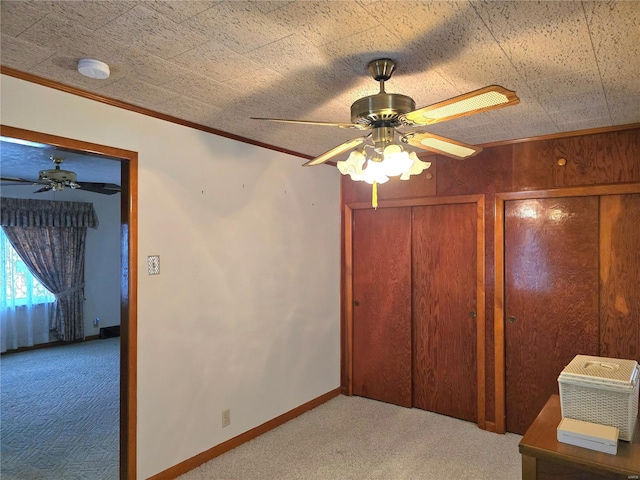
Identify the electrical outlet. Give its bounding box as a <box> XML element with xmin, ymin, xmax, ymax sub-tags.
<box><xmin>222</xmin><ymin>409</ymin><xmax>231</xmax><ymax>428</ymax></box>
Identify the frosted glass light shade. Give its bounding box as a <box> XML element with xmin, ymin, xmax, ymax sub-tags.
<box><xmin>381</xmin><ymin>145</ymin><xmax>414</xmax><ymax>177</ymax></box>
<box><xmin>362</xmin><ymin>160</ymin><xmax>389</xmax><ymax>184</ymax></box>
<box><xmin>400</xmin><ymin>153</ymin><xmax>431</xmax><ymax>180</ymax></box>
<box><xmin>337</xmin><ymin>150</ymin><xmax>366</xmax><ymax>181</ymax></box>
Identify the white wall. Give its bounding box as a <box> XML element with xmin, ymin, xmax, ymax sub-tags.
<box><xmin>1</xmin><ymin>74</ymin><xmax>341</xmax><ymax>479</ymax></box>
<box><xmin>1</xmin><ymin>186</ymin><xmax>121</xmax><ymax>337</ymax></box>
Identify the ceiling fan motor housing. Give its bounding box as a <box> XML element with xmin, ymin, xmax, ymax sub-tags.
<box><xmin>350</xmin><ymin>93</ymin><xmax>416</xmax><ymax>126</ymax></box>
<box><xmin>39</xmin><ymin>168</ymin><xmax>78</xmax><ymax>182</ymax></box>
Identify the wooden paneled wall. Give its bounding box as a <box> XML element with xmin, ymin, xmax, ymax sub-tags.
<box><xmin>340</xmin><ymin>125</ymin><xmax>640</xmax><ymax>429</ymax></box>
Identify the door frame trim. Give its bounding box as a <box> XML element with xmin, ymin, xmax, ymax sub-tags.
<box><xmin>1</xmin><ymin>124</ymin><xmax>138</xmax><ymax>479</ymax></box>
<box><xmin>494</xmin><ymin>183</ymin><xmax>640</xmax><ymax>434</ymax></box>
<box><xmin>343</xmin><ymin>194</ymin><xmax>486</xmax><ymax>427</ymax></box>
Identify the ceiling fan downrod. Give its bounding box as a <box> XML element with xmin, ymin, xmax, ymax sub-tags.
<box><xmin>369</xmin><ymin>59</ymin><xmax>395</xmax><ymax>94</ymax></box>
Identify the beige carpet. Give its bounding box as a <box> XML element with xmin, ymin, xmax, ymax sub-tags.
<box><xmin>178</xmin><ymin>395</ymin><xmax>522</xmax><ymax>480</ymax></box>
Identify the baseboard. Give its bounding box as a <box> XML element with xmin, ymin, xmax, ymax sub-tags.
<box><xmin>99</xmin><ymin>325</ymin><xmax>120</xmax><ymax>338</ymax></box>
<box><xmin>485</xmin><ymin>421</ymin><xmax>497</xmax><ymax>433</ymax></box>
<box><xmin>148</xmin><ymin>387</ymin><xmax>342</xmax><ymax>480</ymax></box>
<box><xmin>1</xmin><ymin>334</ymin><xmax>102</xmax><ymax>355</ymax></box>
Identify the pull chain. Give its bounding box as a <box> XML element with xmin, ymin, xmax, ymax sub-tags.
<box><xmin>372</xmin><ymin>182</ymin><xmax>378</xmax><ymax>209</ymax></box>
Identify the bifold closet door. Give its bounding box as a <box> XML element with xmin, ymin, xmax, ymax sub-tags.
<box><xmin>504</xmin><ymin>197</ymin><xmax>599</xmax><ymax>435</ymax></box>
<box><xmin>600</xmin><ymin>194</ymin><xmax>640</xmax><ymax>361</ymax></box>
<box><xmin>352</xmin><ymin>207</ymin><xmax>412</xmax><ymax>407</ymax></box>
<box><xmin>412</xmin><ymin>203</ymin><xmax>478</xmax><ymax>422</ymax></box>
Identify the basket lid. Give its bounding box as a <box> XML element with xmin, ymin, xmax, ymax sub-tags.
<box><xmin>559</xmin><ymin>355</ymin><xmax>638</xmax><ymax>386</ymax></box>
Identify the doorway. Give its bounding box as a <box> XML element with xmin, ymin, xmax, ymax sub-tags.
<box><xmin>0</xmin><ymin>124</ymin><xmax>137</xmax><ymax>479</ymax></box>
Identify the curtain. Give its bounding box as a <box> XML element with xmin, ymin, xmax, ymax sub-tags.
<box><xmin>0</xmin><ymin>197</ymin><xmax>98</xmax><ymax>343</ymax></box>
<box><xmin>0</xmin><ymin>231</ymin><xmax>54</xmax><ymax>352</ymax></box>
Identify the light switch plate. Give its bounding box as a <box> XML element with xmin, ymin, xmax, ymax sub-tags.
<box><xmin>147</xmin><ymin>255</ymin><xmax>160</xmax><ymax>275</ymax></box>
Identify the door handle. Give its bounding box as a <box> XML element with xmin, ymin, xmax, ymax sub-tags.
<box><xmin>354</xmin><ymin>300</ymin><xmax>360</xmax><ymax>307</ymax></box>
<box><xmin>469</xmin><ymin>311</ymin><xmax>477</xmax><ymax>319</ymax></box>
<box><xmin>508</xmin><ymin>316</ymin><xmax>516</xmax><ymax>324</ymax></box>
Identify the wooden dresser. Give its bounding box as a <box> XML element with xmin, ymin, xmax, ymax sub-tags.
<box><xmin>519</xmin><ymin>395</ymin><xmax>640</xmax><ymax>479</ymax></box>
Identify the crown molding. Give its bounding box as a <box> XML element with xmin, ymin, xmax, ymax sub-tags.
<box><xmin>480</xmin><ymin>122</ymin><xmax>640</xmax><ymax>148</ymax></box>
<box><xmin>3</xmin><ymin>65</ymin><xmax>638</xmax><ymax>158</ymax></box>
<box><xmin>0</xmin><ymin>66</ymin><xmax>312</xmax><ymax>161</ymax></box>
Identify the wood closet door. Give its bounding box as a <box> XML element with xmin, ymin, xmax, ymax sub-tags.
<box><xmin>504</xmin><ymin>197</ymin><xmax>599</xmax><ymax>435</ymax></box>
<box><xmin>352</xmin><ymin>207</ymin><xmax>412</xmax><ymax>407</ymax></box>
<box><xmin>600</xmin><ymin>194</ymin><xmax>640</xmax><ymax>361</ymax></box>
<box><xmin>412</xmin><ymin>203</ymin><xmax>478</xmax><ymax>421</ymax></box>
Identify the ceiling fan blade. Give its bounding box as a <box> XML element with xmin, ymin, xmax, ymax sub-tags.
<box><xmin>0</xmin><ymin>176</ymin><xmax>35</xmax><ymax>185</ymax></box>
<box><xmin>403</xmin><ymin>132</ymin><xmax>482</xmax><ymax>160</ymax></box>
<box><xmin>303</xmin><ymin>137</ymin><xmax>368</xmax><ymax>167</ymax></box>
<box><xmin>251</xmin><ymin>117</ymin><xmax>368</xmax><ymax>130</ymax></box>
<box><xmin>402</xmin><ymin>85</ymin><xmax>519</xmax><ymax>126</ymax></box>
<box><xmin>77</xmin><ymin>183</ymin><xmax>121</xmax><ymax>195</ymax></box>
<box><xmin>33</xmin><ymin>186</ymin><xmax>53</xmax><ymax>193</ymax></box>
<box><xmin>79</xmin><ymin>181</ymin><xmax>121</xmax><ymax>189</ymax></box>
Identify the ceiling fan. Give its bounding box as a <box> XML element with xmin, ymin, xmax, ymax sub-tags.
<box><xmin>0</xmin><ymin>156</ymin><xmax>121</xmax><ymax>195</ymax></box>
<box><xmin>252</xmin><ymin>58</ymin><xmax>520</xmax><ymax>189</ymax></box>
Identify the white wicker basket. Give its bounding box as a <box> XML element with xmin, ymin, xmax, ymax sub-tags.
<box><xmin>558</xmin><ymin>355</ymin><xmax>639</xmax><ymax>441</ymax></box>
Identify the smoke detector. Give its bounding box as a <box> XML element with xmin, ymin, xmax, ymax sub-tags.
<box><xmin>78</xmin><ymin>58</ymin><xmax>110</xmax><ymax>79</ymax></box>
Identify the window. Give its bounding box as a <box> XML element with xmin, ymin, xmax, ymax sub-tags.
<box><xmin>0</xmin><ymin>229</ymin><xmax>55</xmax><ymax>306</ymax></box>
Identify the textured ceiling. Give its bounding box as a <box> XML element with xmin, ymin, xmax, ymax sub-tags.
<box><xmin>1</xmin><ymin>0</ymin><xmax>639</xmax><ymax>164</ymax></box>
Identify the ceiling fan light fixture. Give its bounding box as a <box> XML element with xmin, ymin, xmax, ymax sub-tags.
<box><xmin>78</xmin><ymin>58</ymin><xmax>110</xmax><ymax>79</ymax></box>
<box><xmin>337</xmin><ymin>142</ymin><xmax>431</xmax><ymax>208</ymax></box>
<box><xmin>337</xmin><ymin>137</ymin><xmax>428</xmax><ymax>184</ymax></box>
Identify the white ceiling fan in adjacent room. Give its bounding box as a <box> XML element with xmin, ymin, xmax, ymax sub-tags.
<box><xmin>1</xmin><ymin>156</ymin><xmax>121</xmax><ymax>195</ymax></box>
